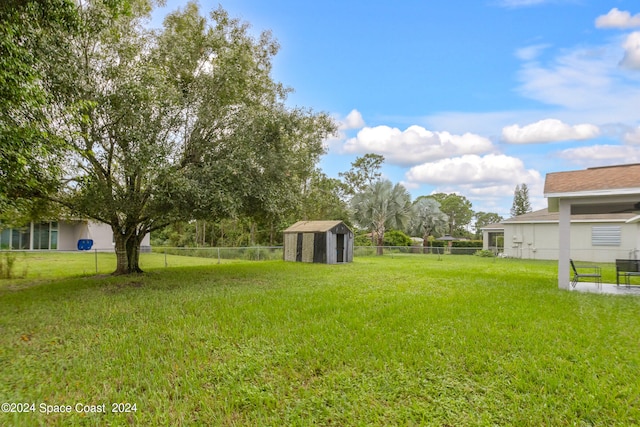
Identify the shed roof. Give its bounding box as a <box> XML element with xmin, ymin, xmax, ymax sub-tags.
<box><xmin>284</xmin><ymin>220</ymin><xmax>348</xmax><ymax>233</ymax></box>
<box><xmin>544</xmin><ymin>163</ymin><xmax>640</xmax><ymax>196</ymax></box>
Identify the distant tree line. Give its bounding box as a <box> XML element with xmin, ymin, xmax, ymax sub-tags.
<box><xmin>152</xmin><ymin>154</ymin><xmax>516</xmax><ymax>249</ymax></box>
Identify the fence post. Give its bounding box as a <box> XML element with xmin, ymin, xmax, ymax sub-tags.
<box><xmin>217</xmin><ymin>247</ymin><xmax>221</xmax><ymax>264</ymax></box>
<box><xmin>95</xmin><ymin>248</ymin><xmax>98</xmax><ymax>274</ymax></box>
<box><xmin>164</xmin><ymin>248</ymin><xmax>167</xmax><ymax>268</ymax></box>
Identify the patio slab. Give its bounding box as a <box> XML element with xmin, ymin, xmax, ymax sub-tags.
<box><xmin>570</xmin><ymin>282</ymin><xmax>640</xmax><ymax>295</ymax></box>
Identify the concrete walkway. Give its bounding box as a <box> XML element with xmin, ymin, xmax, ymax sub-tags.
<box><xmin>570</xmin><ymin>282</ymin><xmax>640</xmax><ymax>295</ymax></box>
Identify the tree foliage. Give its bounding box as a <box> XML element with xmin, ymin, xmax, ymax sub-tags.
<box><xmin>510</xmin><ymin>183</ymin><xmax>532</xmax><ymax>217</ymax></box>
<box><xmin>429</xmin><ymin>193</ymin><xmax>474</xmax><ymax>236</ymax></box>
<box><xmin>338</xmin><ymin>153</ymin><xmax>385</xmax><ymax>196</ymax></box>
<box><xmin>8</xmin><ymin>0</ymin><xmax>334</xmax><ymax>274</ymax></box>
<box><xmin>473</xmin><ymin>211</ymin><xmax>504</xmax><ymax>239</ymax></box>
<box><xmin>0</xmin><ymin>0</ymin><xmax>78</xmax><ymax>222</ymax></box>
<box><xmin>351</xmin><ymin>179</ymin><xmax>411</xmax><ymax>255</ymax></box>
<box><xmin>409</xmin><ymin>196</ymin><xmax>449</xmax><ymax>247</ymax></box>
<box><xmin>297</xmin><ymin>170</ymin><xmax>350</xmax><ymax>224</ymax></box>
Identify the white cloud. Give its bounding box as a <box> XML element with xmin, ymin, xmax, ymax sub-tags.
<box><xmin>516</xmin><ymin>48</ymin><xmax>617</xmax><ymax>110</ymax></box>
<box><xmin>405</xmin><ymin>154</ymin><xmax>542</xmax><ymax>187</ymax></box>
<box><xmin>595</xmin><ymin>8</ymin><xmax>640</xmax><ymax>29</ymax></box>
<box><xmin>502</xmin><ymin>118</ymin><xmax>600</xmax><ymax>144</ymax></box>
<box><xmin>620</xmin><ymin>32</ymin><xmax>640</xmax><ymax>70</ymax></box>
<box><xmin>338</xmin><ymin>109</ymin><xmax>365</xmax><ymax>130</ymax></box>
<box><xmin>557</xmin><ymin>144</ymin><xmax>640</xmax><ymax>165</ymax></box>
<box><xmin>515</xmin><ymin>44</ymin><xmax>551</xmax><ymax>61</ymax></box>
<box><xmin>324</xmin><ymin>109</ymin><xmax>366</xmax><ymax>151</ymax></box>
<box><xmin>343</xmin><ymin>125</ymin><xmax>495</xmax><ymax>166</ymax></box>
<box><xmin>623</xmin><ymin>127</ymin><xmax>640</xmax><ymax>144</ymax></box>
<box><xmin>405</xmin><ymin>154</ymin><xmax>546</xmax><ymax>216</ymax></box>
<box><xmin>513</xmin><ymin>41</ymin><xmax>640</xmax><ymax>126</ymax></box>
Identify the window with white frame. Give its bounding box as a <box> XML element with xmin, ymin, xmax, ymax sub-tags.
<box><xmin>0</xmin><ymin>222</ymin><xmax>58</xmax><ymax>250</ymax></box>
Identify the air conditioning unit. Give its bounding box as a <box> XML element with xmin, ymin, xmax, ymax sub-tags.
<box><xmin>512</xmin><ymin>236</ymin><xmax>523</xmax><ymax>243</ymax></box>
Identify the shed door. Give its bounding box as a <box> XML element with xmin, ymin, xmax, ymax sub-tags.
<box><xmin>336</xmin><ymin>233</ymin><xmax>345</xmax><ymax>263</ymax></box>
<box><xmin>313</xmin><ymin>232</ymin><xmax>327</xmax><ymax>263</ymax></box>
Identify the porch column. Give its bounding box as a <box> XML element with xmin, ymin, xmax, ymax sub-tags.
<box><xmin>558</xmin><ymin>198</ymin><xmax>571</xmax><ymax>289</ymax></box>
<box><xmin>29</xmin><ymin>221</ymin><xmax>34</xmax><ymax>250</ymax></box>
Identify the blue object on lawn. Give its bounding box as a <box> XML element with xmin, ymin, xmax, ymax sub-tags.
<box><xmin>77</xmin><ymin>239</ymin><xmax>94</xmax><ymax>250</ymax></box>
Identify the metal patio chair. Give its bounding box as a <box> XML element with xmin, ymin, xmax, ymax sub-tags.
<box><xmin>570</xmin><ymin>259</ymin><xmax>602</xmax><ymax>289</ymax></box>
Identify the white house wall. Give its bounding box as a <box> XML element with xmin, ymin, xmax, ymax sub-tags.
<box><xmin>56</xmin><ymin>221</ymin><xmax>113</xmax><ymax>251</ymax></box>
<box><xmin>503</xmin><ymin>221</ymin><xmax>639</xmax><ymax>262</ymax></box>
<box><xmin>58</xmin><ymin>221</ymin><xmax>149</xmax><ymax>252</ymax></box>
<box><xmin>88</xmin><ymin>222</ymin><xmax>115</xmax><ymax>251</ymax></box>
<box><xmin>57</xmin><ymin>221</ymin><xmax>80</xmax><ymax>251</ymax></box>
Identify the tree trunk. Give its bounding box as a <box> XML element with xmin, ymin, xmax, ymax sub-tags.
<box><xmin>113</xmin><ymin>230</ymin><xmax>144</xmax><ymax>275</ymax></box>
<box><xmin>270</xmin><ymin>222</ymin><xmax>275</xmax><ymax>246</ymax></box>
<box><xmin>376</xmin><ymin>230</ymin><xmax>384</xmax><ymax>256</ymax></box>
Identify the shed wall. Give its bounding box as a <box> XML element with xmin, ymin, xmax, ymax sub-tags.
<box><xmin>283</xmin><ymin>222</ymin><xmax>354</xmax><ymax>264</ymax></box>
<box><xmin>326</xmin><ymin>231</ymin><xmax>336</xmax><ymax>264</ymax></box>
<box><xmin>283</xmin><ymin>233</ymin><xmax>297</xmax><ymax>262</ymax></box>
<box><xmin>301</xmin><ymin>233</ymin><xmax>315</xmax><ymax>262</ymax></box>
<box><xmin>346</xmin><ymin>234</ymin><xmax>354</xmax><ymax>262</ymax></box>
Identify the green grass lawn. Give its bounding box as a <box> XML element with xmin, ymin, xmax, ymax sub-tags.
<box><xmin>1</xmin><ymin>254</ymin><xmax>639</xmax><ymax>426</ymax></box>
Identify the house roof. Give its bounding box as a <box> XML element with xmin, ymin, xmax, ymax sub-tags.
<box><xmin>502</xmin><ymin>208</ymin><xmax>636</xmax><ymax>224</ymax></box>
<box><xmin>544</xmin><ymin>163</ymin><xmax>640</xmax><ymax>196</ymax></box>
<box><xmin>284</xmin><ymin>220</ymin><xmax>348</xmax><ymax>233</ymax></box>
<box><xmin>481</xmin><ymin>222</ymin><xmax>505</xmax><ymax>231</ymax></box>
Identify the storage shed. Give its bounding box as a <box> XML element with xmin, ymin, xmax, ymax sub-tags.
<box><xmin>283</xmin><ymin>221</ymin><xmax>354</xmax><ymax>264</ymax></box>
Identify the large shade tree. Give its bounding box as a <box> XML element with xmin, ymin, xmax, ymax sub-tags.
<box><xmin>13</xmin><ymin>0</ymin><xmax>334</xmax><ymax>274</ymax></box>
<box><xmin>351</xmin><ymin>179</ymin><xmax>411</xmax><ymax>255</ymax></box>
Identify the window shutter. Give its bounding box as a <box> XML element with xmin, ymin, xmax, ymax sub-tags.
<box><xmin>592</xmin><ymin>226</ymin><xmax>621</xmax><ymax>246</ymax></box>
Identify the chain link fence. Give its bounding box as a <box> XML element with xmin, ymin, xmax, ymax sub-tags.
<box><xmin>153</xmin><ymin>245</ymin><xmax>484</xmax><ymax>262</ymax></box>
<box><xmin>154</xmin><ymin>246</ymin><xmax>284</xmax><ymax>265</ymax></box>
<box><xmin>4</xmin><ymin>246</ymin><xmax>635</xmax><ymax>282</ymax></box>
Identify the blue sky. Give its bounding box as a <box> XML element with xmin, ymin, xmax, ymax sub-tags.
<box><xmin>154</xmin><ymin>0</ymin><xmax>640</xmax><ymax>217</ymax></box>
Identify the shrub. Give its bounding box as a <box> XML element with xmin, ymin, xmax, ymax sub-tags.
<box><xmin>474</xmin><ymin>249</ymin><xmax>495</xmax><ymax>258</ymax></box>
<box><xmin>452</xmin><ymin>240</ymin><xmax>483</xmax><ymax>248</ymax></box>
<box><xmin>0</xmin><ymin>252</ymin><xmax>27</xmax><ymax>279</ymax></box>
<box><xmin>354</xmin><ymin>233</ymin><xmax>373</xmax><ymax>246</ymax></box>
<box><xmin>0</xmin><ymin>252</ymin><xmax>16</xmax><ymax>279</ymax></box>
<box><xmin>383</xmin><ymin>230</ymin><xmax>412</xmax><ymax>247</ymax></box>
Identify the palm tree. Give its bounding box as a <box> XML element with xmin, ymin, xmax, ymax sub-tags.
<box><xmin>409</xmin><ymin>197</ymin><xmax>449</xmax><ymax>252</ymax></box>
<box><xmin>351</xmin><ymin>180</ymin><xmax>412</xmax><ymax>255</ymax></box>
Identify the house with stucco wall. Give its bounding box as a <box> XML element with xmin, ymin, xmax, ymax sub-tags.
<box><xmin>0</xmin><ymin>220</ymin><xmax>150</xmax><ymax>251</ymax></box>
<box><xmin>543</xmin><ymin>163</ymin><xmax>640</xmax><ymax>288</ymax></box>
<box><xmin>482</xmin><ymin>208</ymin><xmax>639</xmax><ymax>262</ymax></box>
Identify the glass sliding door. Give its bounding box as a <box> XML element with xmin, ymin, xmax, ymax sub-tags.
<box><xmin>1</xmin><ymin>222</ymin><xmax>59</xmax><ymax>250</ymax></box>
<box><xmin>0</xmin><ymin>229</ymin><xmax>10</xmax><ymax>249</ymax></box>
<box><xmin>11</xmin><ymin>227</ymin><xmax>30</xmax><ymax>250</ymax></box>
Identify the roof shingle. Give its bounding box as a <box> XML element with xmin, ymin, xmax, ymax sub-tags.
<box><xmin>544</xmin><ymin>163</ymin><xmax>640</xmax><ymax>195</ymax></box>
